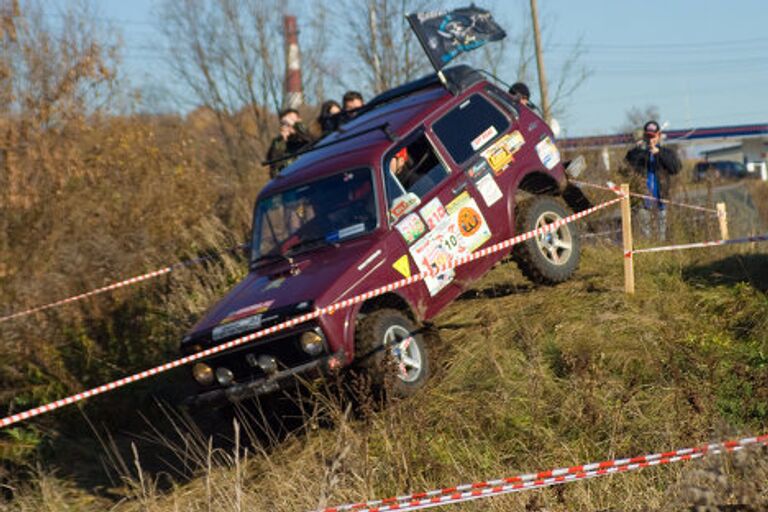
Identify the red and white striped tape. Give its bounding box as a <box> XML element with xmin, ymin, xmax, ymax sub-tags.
<box><xmin>0</xmin><ymin>196</ymin><xmax>623</xmax><ymax>429</ymax></box>
<box><xmin>571</xmin><ymin>180</ymin><xmax>720</xmax><ymax>215</ymax></box>
<box><xmin>315</xmin><ymin>434</ymin><xmax>768</xmax><ymax>512</ymax></box>
<box><xmin>0</xmin><ymin>266</ymin><xmax>174</xmax><ymax>324</ymax></box>
<box><xmin>629</xmin><ymin>233</ymin><xmax>768</xmax><ymax>256</ymax></box>
<box><xmin>0</xmin><ymin>245</ymin><xmax>245</xmax><ymax>324</ymax></box>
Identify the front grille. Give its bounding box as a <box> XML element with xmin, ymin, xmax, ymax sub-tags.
<box><xmin>203</xmin><ymin>330</ymin><xmax>322</xmax><ymax>385</ymax></box>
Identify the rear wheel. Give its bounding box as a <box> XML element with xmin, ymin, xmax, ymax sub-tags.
<box><xmin>354</xmin><ymin>308</ymin><xmax>429</xmax><ymax>397</ymax></box>
<box><xmin>513</xmin><ymin>195</ymin><xmax>581</xmax><ymax>284</ymax></box>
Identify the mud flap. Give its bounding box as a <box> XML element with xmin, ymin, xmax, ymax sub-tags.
<box><xmin>563</xmin><ymin>183</ymin><xmax>592</xmax><ymax>213</ymax></box>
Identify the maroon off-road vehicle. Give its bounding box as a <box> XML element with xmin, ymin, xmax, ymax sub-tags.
<box><xmin>180</xmin><ymin>66</ymin><xmax>588</xmax><ymax>405</ymax></box>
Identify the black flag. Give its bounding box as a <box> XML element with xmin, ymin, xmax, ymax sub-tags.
<box><xmin>406</xmin><ymin>5</ymin><xmax>506</xmax><ymax>72</ymax></box>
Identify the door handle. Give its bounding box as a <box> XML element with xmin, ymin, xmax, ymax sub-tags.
<box><xmin>452</xmin><ymin>181</ymin><xmax>467</xmax><ymax>195</ymax></box>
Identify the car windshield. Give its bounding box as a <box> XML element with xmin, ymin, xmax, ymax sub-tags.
<box><xmin>251</xmin><ymin>168</ymin><xmax>378</xmax><ymax>265</ymax></box>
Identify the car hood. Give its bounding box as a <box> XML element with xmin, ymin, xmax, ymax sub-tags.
<box><xmin>186</xmin><ymin>236</ymin><xmax>384</xmax><ymax>340</ymax></box>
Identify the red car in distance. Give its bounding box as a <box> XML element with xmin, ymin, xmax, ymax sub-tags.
<box><xmin>180</xmin><ymin>65</ymin><xmax>588</xmax><ymax>406</ymax></box>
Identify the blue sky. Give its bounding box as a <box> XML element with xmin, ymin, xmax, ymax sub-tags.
<box><xmin>47</xmin><ymin>0</ymin><xmax>768</xmax><ymax>137</ymax></box>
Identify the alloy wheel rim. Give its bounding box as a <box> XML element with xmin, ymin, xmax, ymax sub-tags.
<box><xmin>384</xmin><ymin>324</ymin><xmax>422</xmax><ymax>383</ymax></box>
<box><xmin>534</xmin><ymin>211</ymin><xmax>573</xmax><ymax>266</ymax></box>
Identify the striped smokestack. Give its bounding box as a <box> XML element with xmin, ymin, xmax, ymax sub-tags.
<box><xmin>283</xmin><ymin>15</ymin><xmax>303</xmax><ymax>109</ymax></box>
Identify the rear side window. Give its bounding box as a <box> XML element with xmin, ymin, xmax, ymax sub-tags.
<box><xmin>433</xmin><ymin>94</ymin><xmax>510</xmax><ymax>164</ymax></box>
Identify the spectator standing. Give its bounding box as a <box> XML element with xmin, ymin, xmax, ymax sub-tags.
<box><xmin>266</xmin><ymin>108</ymin><xmax>314</xmax><ymax>178</ymax></box>
<box><xmin>508</xmin><ymin>82</ymin><xmax>533</xmax><ymax>107</ymax></box>
<box><xmin>623</xmin><ymin>120</ymin><xmax>681</xmax><ymax>240</ymax></box>
<box><xmin>317</xmin><ymin>100</ymin><xmax>342</xmax><ymax>136</ymax></box>
<box><xmin>342</xmin><ymin>90</ymin><xmax>364</xmax><ymax>112</ymax></box>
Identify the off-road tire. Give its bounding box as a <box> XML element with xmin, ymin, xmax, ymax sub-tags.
<box><xmin>354</xmin><ymin>308</ymin><xmax>429</xmax><ymax>397</ymax></box>
<box><xmin>513</xmin><ymin>195</ymin><xmax>581</xmax><ymax>284</ymax></box>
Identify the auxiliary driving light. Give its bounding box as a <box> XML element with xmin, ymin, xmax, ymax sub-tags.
<box><xmin>257</xmin><ymin>355</ymin><xmax>278</xmax><ymax>375</ymax></box>
<box><xmin>215</xmin><ymin>367</ymin><xmax>235</xmax><ymax>386</ymax></box>
<box><xmin>192</xmin><ymin>363</ymin><xmax>214</xmax><ymax>386</ymax></box>
<box><xmin>300</xmin><ymin>330</ymin><xmax>325</xmax><ymax>356</ymax></box>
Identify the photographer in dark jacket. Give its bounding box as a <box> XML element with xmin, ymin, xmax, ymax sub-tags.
<box><xmin>266</xmin><ymin>108</ymin><xmax>314</xmax><ymax>178</ymax></box>
<box><xmin>624</xmin><ymin>120</ymin><xmax>681</xmax><ymax>240</ymax></box>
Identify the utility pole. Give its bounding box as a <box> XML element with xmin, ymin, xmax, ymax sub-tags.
<box><xmin>529</xmin><ymin>0</ymin><xmax>551</xmax><ymax>122</ymax></box>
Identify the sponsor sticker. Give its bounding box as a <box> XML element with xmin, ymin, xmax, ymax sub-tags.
<box><xmin>409</xmin><ymin>227</ymin><xmax>456</xmax><ymax>296</ymax></box>
<box><xmin>327</xmin><ymin>223</ymin><xmax>365</xmax><ymax>242</ymax></box>
<box><xmin>448</xmin><ymin>193</ymin><xmax>491</xmax><ymax>252</ymax></box>
<box><xmin>392</xmin><ymin>255</ymin><xmax>412</xmax><ymax>278</ymax></box>
<box><xmin>536</xmin><ymin>136</ymin><xmax>561</xmax><ymax>170</ymax></box>
<box><xmin>467</xmin><ymin>159</ymin><xmax>491</xmax><ymax>181</ymax></box>
<box><xmin>419</xmin><ymin>196</ymin><xmax>448</xmax><ymax>230</ymax></box>
<box><xmin>395</xmin><ymin>213</ymin><xmax>426</xmax><ymax>245</ymax></box>
<box><xmin>476</xmin><ymin>172</ymin><xmax>502</xmax><ymax>206</ymax></box>
<box><xmin>481</xmin><ymin>131</ymin><xmax>525</xmax><ymax>174</ymax></box>
<box><xmin>470</xmin><ymin>125</ymin><xmax>498</xmax><ymax>151</ymax></box>
<box><xmin>446</xmin><ymin>191</ymin><xmax>471</xmax><ymax>215</ymax></box>
<box><xmin>390</xmin><ymin>193</ymin><xmax>420</xmax><ymax>220</ymax></box>
<box><xmin>222</xmin><ymin>300</ymin><xmax>275</xmax><ymax>323</ymax></box>
<box><xmin>409</xmin><ymin>194</ymin><xmax>491</xmax><ymax>296</ymax></box>
<box><xmin>213</xmin><ymin>314</ymin><xmax>263</xmax><ymax>341</ymax></box>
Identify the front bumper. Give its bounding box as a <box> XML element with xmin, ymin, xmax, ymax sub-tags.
<box><xmin>184</xmin><ymin>351</ymin><xmax>345</xmax><ymax>406</ymax></box>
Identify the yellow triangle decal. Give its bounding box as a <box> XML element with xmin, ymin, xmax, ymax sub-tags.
<box><xmin>392</xmin><ymin>255</ymin><xmax>411</xmax><ymax>278</ymax></box>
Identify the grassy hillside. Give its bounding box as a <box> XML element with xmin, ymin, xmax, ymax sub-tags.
<box><xmin>5</xmin><ymin>238</ymin><xmax>768</xmax><ymax>511</ymax></box>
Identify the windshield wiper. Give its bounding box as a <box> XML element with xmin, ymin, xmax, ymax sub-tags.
<box><xmin>285</xmin><ymin>236</ymin><xmax>332</xmax><ymax>256</ymax></box>
<box><xmin>250</xmin><ymin>251</ymin><xmax>294</xmax><ymax>270</ymax></box>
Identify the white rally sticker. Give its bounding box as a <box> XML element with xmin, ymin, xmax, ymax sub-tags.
<box><xmin>476</xmin><ymin>173</ymin><xmax>503</xmax><ymax>207</ymax></box>
<box><xmin>395</xmin><ymin>213</ymin><xmax>426</xmax><ymax>245</ymax></box>
<box><xmin>418</xmin><ymin>196</ymin><xmax>448</xmax><ymax>230</ymax></box>
<box><xmin>409</xmin><ymin>224</ymin><xmax>456</xmax><ymax>296</ymax></box>
<box><xmin>536</xmin><ymin>136</ymin><xmax>561</xmax><ymax>170</ymax></box>
<box><xmin>213</xmin><ymin>314</ymin><xmax>262</xmax><ymax>341</ymax></box>
<box><xmin>470</xmin><ymin>125</ymin><xmax>498</xmax><ymax>151</ymax></box>
<box><xmin>409</xmin><ymin>194</ymin><xmax>491</xmax><ymax>296</ymax></box>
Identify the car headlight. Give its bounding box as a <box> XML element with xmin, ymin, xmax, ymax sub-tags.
<box><xmin>300</xmin><ymin>330</ymin><xmax>325</xmax><ymax>356</ymax></box>
<box><xmin>192</xmin><ymin>363</ymin><xmax>214</xmax><ymax>386</ymax></box>
<box><xmin>215</xmin><ymin>367</ymin><xmax>235</xmax><ymax>386</ymax></box>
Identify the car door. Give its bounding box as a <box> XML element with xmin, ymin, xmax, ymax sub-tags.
<box><xmin>425</xmin><ymin>91</ymin><xmax>520</xmax><ymax>288</ymax></box>
<box><xmin>382</xmin><ymin>128</ymin><xmax>479</xmax><ymax>318</ymax></box>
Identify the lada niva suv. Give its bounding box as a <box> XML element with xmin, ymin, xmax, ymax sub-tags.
<box><xmin>180</xmin><ymin>66</ymin><xmax>588</xmax><ymax>405</ymax></box>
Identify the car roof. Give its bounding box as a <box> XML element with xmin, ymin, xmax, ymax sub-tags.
<box><xmin>260</xmin><ymin>66</ymin><xmax>486</xmax><ymax>197</ymax></box>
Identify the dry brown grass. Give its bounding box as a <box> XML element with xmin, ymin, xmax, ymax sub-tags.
<box><xmin>5</xmin><ymin>239</ymin><xmax>768</xmax><ymax>511</ymax></box>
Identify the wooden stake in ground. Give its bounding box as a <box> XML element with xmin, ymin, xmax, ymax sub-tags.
<box><xmin>717</xmin><ymin>202</ymin><xmax>729</xmax><ymax>240</ymax></box>
<box><xmin>621</xmin><ymin>183</ymin><xmax>635</xmax><ymax>294</ymax></box>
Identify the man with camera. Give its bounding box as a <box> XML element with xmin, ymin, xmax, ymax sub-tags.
<box><xmin>266</xmin><ymin>108</ymin><xmax>314</xmax><ymax>179</ymax></box>
<box><xmin>624</xmin><ymin>120</ymin><xmax>681</xmax><ymax>240</ymax></box>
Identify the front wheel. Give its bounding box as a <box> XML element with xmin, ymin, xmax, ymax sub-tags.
<box><xmin>513</xmin><ymin>196</ymin><xmax>581</xmax><ymax>285</ymax></box>
<box><xmin>354</xmin><ymin>308</ymin><xmax>429</xmax><ymax>397</ymax></box>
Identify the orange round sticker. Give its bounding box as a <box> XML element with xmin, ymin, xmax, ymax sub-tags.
<box><xmin>458</xmin><ymin>207</ymin><xmax>481</xmax><ymax>236</ymax></box>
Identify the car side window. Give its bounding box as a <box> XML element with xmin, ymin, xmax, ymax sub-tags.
<box><xmin>385</xmin><ymin>133</ymin><xmax>449</xmax><ymax>221</ymax></box>
<box><xmin>432</xmin><ymin>94</ymin><xmax>510</xmax><ymax>164</ymax></box>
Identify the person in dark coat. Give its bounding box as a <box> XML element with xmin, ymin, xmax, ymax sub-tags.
<box><xmin>317</xmin><ymin>100</ymin><xmax>342</xmax><ymax>137</ymax></box>
<box><xmin>266</xmin><ymin>108</ymin><xmax>314</xmax><ymax>178</ymax></box>
<box><xmin>624</xmin><ymin>120</ymin><xmax>682</xmax><ymax>239</ymax></box>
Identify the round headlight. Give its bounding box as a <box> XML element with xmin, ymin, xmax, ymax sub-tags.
<box><xmin>215</xmin><ymin>367</ymin><xmax>235</xmax><ymax>386</ymax></box>
<box><xmin>300</xmin><ymin>331</ymin><xmax>324</xmax><ymax>356</ymax></box>
<box><xmin>192</xmin><ymin>363</ymin><xmax>214</xmax><ymax>386</ymax></box>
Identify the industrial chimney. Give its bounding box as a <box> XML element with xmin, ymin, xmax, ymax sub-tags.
<box><xmin>283</xmin><ymin>15</ymin><xmax>303</xmax><ymax>109</ymax></box>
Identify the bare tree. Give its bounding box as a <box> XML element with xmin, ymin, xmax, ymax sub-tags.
<box><xmin>159</xmin><ymin>0</ymin><xmax>287</xmax><ymax>178</ymax></box>
<box><xmin>340</xmin><ymin>0</ymin><xmax>434</xmax><ymax>95</ymax></box>
<box><xmin>622</xmin><ymin>105</ymin><xmax>660</xmax><ymax>135</ymax></box>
